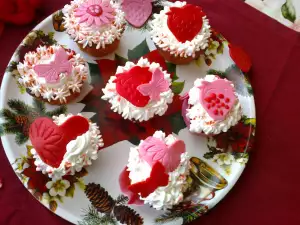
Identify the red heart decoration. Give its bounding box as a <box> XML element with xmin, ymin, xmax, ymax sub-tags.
<box><xmin>114</xmin><ymin>66</ymin><xmax>153</xmax><ymax>107</ymax></box>
<box><xmin>199</xmin><ymin>79</ymin><xmax>236</xmax><ymax>121</ymax></box>
<box><xmin>167</xmin><ymin>4</ymin><xmax>205</xmax><ymax>42</ymax></box>
<box><xmin>229</xmin><ymin>43</ymin><xmax>252</xmax><ymax>73</ymax></box>
<box><xmin>128</xmin><ymin>161</ymin><xmax>169</xmax><ymax>198</ymax></box>
<box><xmin>122</xmin><ymin>0</ymin><xmax>152</xmax><ymax>28</ymax></box>
<box><xmin>29</xmin><ymin>116</ymin><xmax>90</xmax><ymax>168</ymax></box>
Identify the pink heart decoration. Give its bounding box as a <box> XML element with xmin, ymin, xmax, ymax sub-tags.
<box><xmin>29</xmin><ymin>116</ymin><xmax>90</xmax><ymax>168</ymax></box>
<box><xmin>122</xmin><ymin>0</ymin><xmax>152</xmax><ymax>28</ymax></box>
<box><xmin>199</xmin><ymin>79</ymin><xmax>236</xmax><ymax>121</ymax></box>
<box><xmin>139</xmin><ymin>136</ymin><xmax>186</xmax><ymax>173</ymax></box>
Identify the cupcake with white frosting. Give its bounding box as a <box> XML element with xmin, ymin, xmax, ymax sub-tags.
<box><xmin>150</xmin><ymin>1</ymin><xmax>211</xmax><ymax>64</ymax></box>
<box><xmin>182</xmin><ymin>75</ymin><xmax>243</xmax><ymax>136</ymax></box>
<box><xmin>119</xmin><ymin>131</ymin><xmax>190</xmax><ymax>210</ymax></box>
<box><xmin>63</xmin><ymin>0</ymin><xmax>126</xmax><ymax>57</ymax></box>
<box><xmin>17</xmin><ymin>45</ymin><xmax>88</xmax><ymax>105</ymax></box>
<box><xmin>29</xmin><ymin>113</ymin><xmax>104</xmax><ymax>180</ymax></box>
<box><xmin>102</xmin><ymin>58</ymin><xmax>174</xmax><ymax>122</ymax></box>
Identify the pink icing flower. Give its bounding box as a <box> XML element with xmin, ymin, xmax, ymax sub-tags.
<box><xmin>137</xmin><ymin>68</ymin><xmax>170</xmax><ymax>101</ymax></box>
<box><xmin>75</xmin><ymin>0</ymin><xmax>115</xmax><ymax>27</ymax></box>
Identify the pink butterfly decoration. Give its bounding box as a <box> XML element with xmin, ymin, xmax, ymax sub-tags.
<box><xmin>139</xmin><ymin>136</ymin><xmax>186</xmax><ymax>173</ymax></box>
<box><xmin>33</xmin><ymin>48</ymin><xmax>73</xmax><ymax>84</ymax></box>
<box><xmin>137</xmin><ymin>68</ymin><xmax>169</xmax><ymax>101</ymax></box>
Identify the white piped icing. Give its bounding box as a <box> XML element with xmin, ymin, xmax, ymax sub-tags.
<box><xmin>17</xmin><ymin>45</ymin><xmax>88</xmax><ymax>103</ymax></box>
<box><xmin>63</xmin><ymin>0</ymin><xmax>126</xmax><ymax>49</ymax></box>
<box><xmin>31</xmin><ymin>114</ymin><xmax>104</xmax><ymax>181</ymax></box>
<box><xmin>127</xmin><ymin>131</ymin><xmax>190</xmax><ymax>210</ymax></box>
<box><xmin>102</xmin><ymin>58</ymin><xmax>174</xmax><ymax>122</ymax></box>
<box><xmin>187</xmin><ymin>75</ymin><xmax>243</xmax><ymax>135</ymax></box>
<box><xmin>150</xmin><ymin>1</ymin><xmax>211</xmax><ymax>58</ymax></box>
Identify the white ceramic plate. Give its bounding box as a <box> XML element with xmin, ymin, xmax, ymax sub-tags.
<box><xmin>0</xmin><ymin>8</ymin><xmax>255</xmax><ymax>225</ymax></box>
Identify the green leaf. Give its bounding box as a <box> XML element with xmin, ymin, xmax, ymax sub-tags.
<box><xmin>17</xmin><ymin>83</ymin><xmax>26</xmax><ymax>94</ymax></box>
<box><xmin>203</xmin><ymin>151</ymin><xmax>216</xmax><ymax>159</ymax></box>
<box><xmin>127</xmin><ymin>39</ymin><xmax>150</xmax><ymax>61</ymax></box>
<box><xmin>36</xmin><ymin>30</ymin><xmax>45</xmax><ymax>38</ymax></box>
<box><xmin>282</xmin><ymin>0</ymin><xmax>296</xmax><ymax>23</ymax></box>
<box><xmin>206</xmin><ymin>69</ymin><xmax>226</xmax><ymax>78</ymax></box>
<box><xmin>169</xmin><ymin>113</ymin><xmax>186</xmax><ymax>135</ymax></box>
<box><xmin>65</xmin><ymin>183</ymin><xmax>75</xmax><ymax>198</ymax></box>
<box><xmin>195</xmin><ymin>57</ymin><xmax>202</xmax><ymax>67</ymax></box>
<box><xmin>243</xmin><ymin>118</ymin><xmax>256</xmax><ymax>126</ymax></box>
<box><xmin>115</xmin><ymin>54</ymin><xmax>128</xmax><ymax>67</ymax></box>
<box><xmin>166</xmin><ymin>62</ymin><xmax>178</xmax><ymax>81</ymax></box>
<box><xmin>217</xmin><ymin>43</ymin><xmax>224</xmax><ymax>54</ymax></box>
<box><xmin>49</xmin><ymin>201</ymin><xmax>58</xmax><ymax>212</ymax></box>
<box><xmin>76</xmin><ymin>178</ymin><xmax>86</xmax><ymax>191</ymax></box>
<box><xmin>171</xmin><ymin>81</ymin><xmax>185</xmax><ymax>95</ymax></box>
<box><xmin>0</xmin><ymin>125</ymin><xmax>3</xmax><ymax>136</ymax></box>
<box><xmin>26</xmin><ymin>145</ymin><xmax>33</xmax><ymax>158</ymax></box>
<box><xmin>6</xmin><ymin>61</ymin><xmax>18</xmax><ymax>72</ymax></box>
<box><xmin>222</xmin><ymin>165</ymin><xmax>231</xmax><ymax>175</ymax></box>
<box><xmin>48</xmin><ymin>32</ymin><xmax>55</xmax><ymax>41</ymax></box>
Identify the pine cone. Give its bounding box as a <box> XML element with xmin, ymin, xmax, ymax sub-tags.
<box><xmin>85</xmin><ymin>183</ymin><xmax>115</xmax><ymax>214</ymax></box>
<box><xmin>15</xmin><ymin>115</ymin><xmax>28</xmax><ymax>126</ymax></box>
<box><xmin>113</xmin><ymin>205</ymin><xmax>144</xmax><ymax>225</ymax></box>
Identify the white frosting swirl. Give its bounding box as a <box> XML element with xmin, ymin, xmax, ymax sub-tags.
<box><xmin>102</xmin><ymin>58</ymin><xmax>174</xmax><ymax>122</ymax></box>
<box><xmin>187</xmin><ymin>75</ymin><xmax>243</xmax><ymax>135</ymax></box>
<box><xmin>17</xmin><ymin>45</ymin><xmax>88</xmax><ymax>103</ymax></box>
<box><xmin>63</xmin><ymin>0</ymin><xmax>126</xmax><ymax>49</ymax></box>
<box><xmin>31</xmin><ymin>114</ymin><xmax>104</xmax><ymax>180</ymax></box>
<box><xmin>150</xmin><ymin>1</ymin><xmax>211</xmax><ymax>58</ymax></box>
<box><xmin>127</xmin><ymin>131</ymin><xmax>190</xmax><ymax>210</ymax></box>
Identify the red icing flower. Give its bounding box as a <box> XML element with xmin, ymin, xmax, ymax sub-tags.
<box><xmin>22</xmin><ymin>158</ymin><xmax>50</xmax><ymax>193</ymax></box>
<box><xmin>214</xmin><ymin>121</ymin><xmax>254</xmax><ymax>153</ymax></box>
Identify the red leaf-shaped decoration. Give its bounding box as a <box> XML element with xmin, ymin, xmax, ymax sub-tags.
<box><xmin>122</xmin><ymin>0</ymin><xmax>152</xmax><ymax>28</ymax></box>
<box><xmin>229</xmin><ymin>43</ymin><xmax>252</xmax><ymax>73</ymax></box>
<box><xmin>114</xmin><ymin>66</ymin><xmax>152</xmax><ymax>107</ymax></box>
<box><xmin>139</xmin><ymin>137</ymin><xmax>185</xmax><ymax>172</ymax></box>
<box><xmin>119</xmin><ymin>167</ymin><xmax>144</xmax><ymax>205</ymax></box>
<box><xmin>167</xmin><ymin>4</ymin><xmax>205</xmax><ymax>42</ymax></box>
<box><xmin>29</xmin><ymin>116</ymin><xmax>89</xmax><ymax>168</ymax></box>
<box><xmin>128</xmin><ymin>161</ymin><xmax>169</xmax><ymax>198</ymax></box>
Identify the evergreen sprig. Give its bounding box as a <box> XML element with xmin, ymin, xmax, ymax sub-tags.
<box><xmin>115</xmin><ymin>195</ymin><xmax>129</xmax><ymax>205</ymax></box>
<box><xmin>45</xmin><ymin>105</ymin><xmax>67</xmax><ymax>118</ymax></box>
<box><xmin>78</xmin><ymin>206</ymin><xmax>117</xmax><ymax>225</ymax></box>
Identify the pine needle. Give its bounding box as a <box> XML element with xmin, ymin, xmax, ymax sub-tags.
<box><xmin>7</xmin><ymin>99</ymin><xmax>31</xmax><ymax>115</ymax></box>
<box><xmin>32</xmin><ymin>99</ymin><xmax>46</xmax><ymax>115</ymax></box>
<box><xmin>15</xmin><ymin>132</ymin><xmax>29</xmax><ymax>145</ymax></box>
<box><xmin>45</xmin><ymin>105</ymin><xmax>67</xmax><ymax>118</ymax></box>
<box><xmin>78</xmin><ymin>206</ymin><xmax>116</xmax><ymax>225</ymax></box>
<box><xmin>0</xmin><ymin>109</ymin><xmax>18</xmax><ymax>122</ymax></box>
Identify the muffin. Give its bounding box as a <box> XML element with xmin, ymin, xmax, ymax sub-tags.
<box><xmin>102</xmin><ymin>58</ymin><xmax>174</xmax><ymax>122</ymax></box>
<box><xmin>150</xmin><ymin>1</ymin><xmax>211</xmax><ymax>64</ymax></box>
<box><xmin>29</xmin><ymin>113</ymin><xmax>104</xmax><ymax>180</ymax></box>
<box><xmin>17</xmin><ymin>45</ymin><xmax>88</xmax><ymax>105</ymax></box>
<box><xmin>63</xmin><ymin>0</ymin><xmax>126</xmax><ymax>57</ymax></box>
<box><xmin>182</xmin><ymin>75</ymin><xmax>243</xmax><ymax>136</ymax></box>
<box><xmin>119</xmin><ymin>131</ymin><xmax>190</xmax><ymax>210</ymax></box>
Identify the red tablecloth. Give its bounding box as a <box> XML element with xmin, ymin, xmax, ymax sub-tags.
<box><xmin>1</xmin><ymin>0</ymin><xmax>300</xmax><ymax>224</ymax></box>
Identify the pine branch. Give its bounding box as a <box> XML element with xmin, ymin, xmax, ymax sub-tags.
<box><xmin>7</xmin><ymin>99</ymin><xmax>31</xmax><ymax>115</ymax></box>
<box><xmin>0</xmin><ymin>125</ymin><xmax>4</xmax><ymax>136</ymax></box>
<box><xmin>155</xmin><ymin>211</ymin><xmax>182</xmax><ymax>224</ymax></box>
<box><xmin>15</xmin><ymin>132</ymin><xmax>29</xmax><ymax>145</ymax></box>
<box><xmin>2</xmin><ymin>122</ymin><xmax>22</xmax><ymax>134</ymax></box>
<box><xmin>45</xmin><ymin>105</ymin><xmax>67</xmax><ymax>118</ymax></box>
<box><xmin>115</xmin><ymin>195</ymin><xmax>129</xmax><ymax>205</ymax></box>
<box><xmin>78</xmin><ymin>205</ymin><xmax>117</xmax><ymax>225</ymax></box>
<box><xmin>32</xmin><ymin>99</ymin><xmax>46</xmax><ymax>115</ymax></box>
<box><xmin>0</xmin><ymin>109</ymin><xmax>18</xmax><ymax>122</ymax></box>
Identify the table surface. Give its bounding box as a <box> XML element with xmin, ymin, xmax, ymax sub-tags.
<box><xmin>1</xmin><ymin>0</ymin><xmax>300</xmax><ymax>225</ymax></box>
